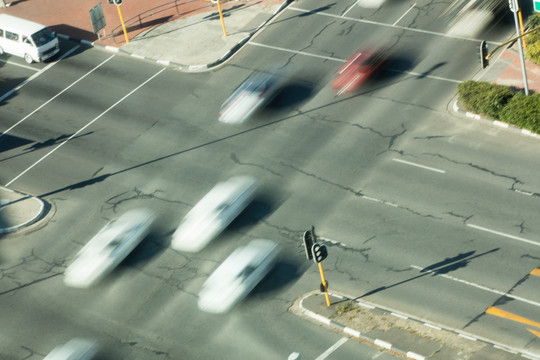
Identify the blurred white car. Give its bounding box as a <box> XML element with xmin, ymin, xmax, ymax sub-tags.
<box><xmin>198</xmin><ymin>238</ymin><xmax>280</xmax><ymax>314</ymax></box>
<box><xmin>218</xmin><ymin>71</ymin><xmax>284</xmax><ymax>124</ymax></box>
<box><xmin>64</xmin><ymin>208</ymin><xmax>156</xmax><ymax>288</ymax></box>
<box><xmin>44</xmin><ymin>338</ymin><xmax>98</xmax><ymax>360</ymax></box>
<box><xmin>171</xmin><ymin>176</ymin><xmax>258</xmax><ymax>252</ymax></box>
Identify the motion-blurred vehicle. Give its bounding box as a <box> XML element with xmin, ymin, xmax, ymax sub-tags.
<box><xmin>331</xmin><ymin>48</ymin><xmax>387</xmax><ymax>95</ymax></box>
<box><xmin>44</xmin><ymin>338</ymin><xmax>98</xmax><ymax>360</ymax></box>
<box><xmin>218</xmin><ymin>71</ymin><xmax>284</xmax><ymax>124</ymax></box>
<box><xmin>444</xmin><ymin>0</ymin><xmax>506</xmax><ymax>37</ymax></box>
<box><xmin>171</xmin><ymin>176</ymin><xmax>258</xmax><ymax>252</ymax></box>
<box><xmin>198</xmin><ymin>238</ymin><xmax>280</xmax><ymax>313</ymax></box>
<box><xmin>64</xmin><ymin>208</ymin><xmax>156</xmax><ymax>288</ymax></box>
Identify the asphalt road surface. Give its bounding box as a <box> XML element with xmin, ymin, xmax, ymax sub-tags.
<box><xmin>1</xmin><ymin>0</ymin><xmax>539</xmax><ymax>359</ymax></box>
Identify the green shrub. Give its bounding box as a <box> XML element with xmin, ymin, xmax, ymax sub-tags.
<box><xmin>499</xmin><ymin>93</ymin><xmax>540</xmax><ymax>132</ymax></box>
<box><xmin>526</xmin><ymin>14</ymin><xmax>540</xmax><ymax>64</ymax></box>
<box><xmin>457</xmin><ymin>81</ymin><xmax>515</xmax><ymax>119</ymax></box>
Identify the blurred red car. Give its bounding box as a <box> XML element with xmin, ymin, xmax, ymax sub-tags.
<box><xmin>331</xmin><ymin>48</ymin><xmax>386</xmax><ymax>95</ymax></box>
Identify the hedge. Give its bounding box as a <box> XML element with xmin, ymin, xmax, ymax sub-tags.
<box><xmin>526</xmin><ymin>14</ymin><xmax>540</xmax><ymax>64</ymax></box>
<box><xmin>457</xmin><ymin>81</ymin><xmax>540</xmax><ymax>134</ymax></box>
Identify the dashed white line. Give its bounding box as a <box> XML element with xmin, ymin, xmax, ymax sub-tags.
<box><xmin>410</xmin><ymin>265</ymin><xmax>540</xmax><ymax>308</ymax></box>
<box><xmin>315</xmin><ymin>337</ymin><xmax>348</xmax><ymax>360</ymax></box>
<box><xmin>392</xmin><ymin>158</ymin><xmax>446</xmax><ymax>173</ymax></box>
<box><xmin>5</xmin><ymin>68</ymin><xmax>167</xmax><ymax>187</ymax></box>
<box><xmin>393</xmin><ymin>3</ymin><xmax>416</xmax><ymax>26</ymax></box>
<box><xmin>467</xmin><ymin>223</ymin><xmax>539</xmax><ymax>247</ymax></box>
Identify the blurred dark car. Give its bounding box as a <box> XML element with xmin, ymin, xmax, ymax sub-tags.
<box><xmin>331</xmin><ymin>48</ymin><xmax>387</xmax><ymax>95</ymax></box>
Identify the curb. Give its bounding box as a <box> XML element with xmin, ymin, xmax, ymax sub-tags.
<box><xmin>298</xmin><ymin>290</ymin><xmax>537</xmax><ymax>360</ymax></box>
<box><xmin>0</xmin><ymin>186</ymin><xmax>48</xmax><ymax>234</ymax></box>
<box><xmin>450</xmin><ymin>97</ymin><xmax>540</xmax><ymax>141</ymax></box>
<box><xmin>56</xmin><ymin>0</ymin><xmax>292</xmax><ymax>72</ymax></box>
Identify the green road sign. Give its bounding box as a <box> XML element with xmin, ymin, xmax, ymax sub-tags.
<box><xmin>535</xmin><ymin>0</ymin><xmax>540</xmax><ymax>12</ymax></box>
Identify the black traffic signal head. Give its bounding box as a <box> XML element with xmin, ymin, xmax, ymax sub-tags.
<box><xmin>480</xmin><ymin>41</ymin><xmax>489</xmax><ymax>69</ymax></box>
<box><xmin>303</xmin><ymin>230</ymin><xmax>314</xmax><ymax>260</ymax></box>
<box><xmin>312</xmin><ymin>243</ymin><xmax>328</xmax><ymax>263</ymax></box>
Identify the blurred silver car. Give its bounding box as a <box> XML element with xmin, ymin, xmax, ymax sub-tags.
<box><xmin>198</xmin><ymin>238</ymin><xmax>280</xmax><ymax>314</ymax></box>
<box><xmin>44</xmin><ymin>338</ymin><xmax>98</xmax><ymax>360</ymax></box>
<box><xmin>218</xmin><ymin>71</ymin><xmax>284</xmax><ymax>124</ymax></box>
<box><xmin>171</xmin><ymin>176</ymin><xmax>258</xmax><ymax>253</ymax></box>
<box><xmin>64</xmin><ymin>208</ymin><xmax>156</xmax><ymax>288</ymax></box>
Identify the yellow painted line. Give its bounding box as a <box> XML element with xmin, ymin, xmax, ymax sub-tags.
<box><xmin>486</xmin><ymin>307</ymin><xmax>540</xmax><ymax>328</ymax></box>
<box><xmin>530</xmin><ymin>268</ymin><xmax>540</xmax><ymax>277</ymax></box>
<box><xmin>528</xmin><ymin>328</ymin><xmax>540</xmax><ymax>338</ymax></box>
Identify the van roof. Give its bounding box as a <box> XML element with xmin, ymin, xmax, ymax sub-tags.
<box><xmin>0</xmin><ymin>14</ymin><xmax>47</xmax><ymax>34</ymax></box>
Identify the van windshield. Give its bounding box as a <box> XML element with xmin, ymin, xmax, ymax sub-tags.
<box><xmin>31</xmin><ymin>28</ymin><xmax>55</xmax><ymax>47</ymax></box>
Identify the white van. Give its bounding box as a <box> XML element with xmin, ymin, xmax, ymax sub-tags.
<box><xmin>0</xmin><ymin>14</ymin><xmax>60</xmax><ymax>64</ymax></box>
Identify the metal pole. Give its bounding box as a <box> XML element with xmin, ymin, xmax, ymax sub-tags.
<box><xmin>318</xmin><ymin>262</ymin><xmax>331</xmax><ymax>307</ymax></box>
<box><xmin>216</xmin><ymin>0</ymin><xmax>227</xmax><ymax>37</ymax></box>
<box><xmin>512</xmin><ymin>9</ymin><xmax>529</xmax><ymax>95</ymax></box>
<box><xmin>117</xmin><ymin>5</ymin><xmax>130</xmax><ymax>44</ymax></box>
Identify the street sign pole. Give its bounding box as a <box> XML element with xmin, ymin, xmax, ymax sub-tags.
<box><xmin>509</xmin><ymin>0</ymin><xmax>529</xmax><ymax>95</ymax></box>
<box><xmin>116</xmin><ymin>4</ymin><xmax>130</xmax><ymax>44</ymax></box>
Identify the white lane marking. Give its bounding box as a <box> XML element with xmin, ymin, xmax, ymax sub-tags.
<box><xmin>248</xmin><ymin>42</ymin><xmax>343</xmax><ymax>62</ymax></box>
<box><xmin>343</xmin><ymin>0</ymin><xmax>359</xmax><ymax>16</ymax></box>
<box><xmin>315</xmin><ymin>337</ymin><xmax>348</xmax><ymax>360</ymax></box>
<box><xmin>0</xmin><ymin>59</ymin><xmax>40</xmax><ymax>71</ymax></box>
<box><xmin>467</xmin><ymin>224</ymin><xmax>540</xmax><ymax>247</ymax></box>
<box><xmin>0</xmin><ymin>45</ymin><xmax>80</xmax><ymax>104</ymax></box>
<box><xmin>287</xmin><ymin>6</ymin><xmax>502</xmax><ymax>44</ymax></box>
<box><xmin>514</xmin><ymin>189</ymin><xmax>533</xmax><ymax>196</ymax></box>
<box><xmin>5</xmin><ymin>68</ymin><xmax>167</xmax><ymax>187</ymax></box>
<box><xmin>392</xmin><ymin>158</ymin><xmax>446</xmax><ymax>173</ymax></box>
<box><xmin>0</xmin><ymin>54</ymin><xmax>113</xmax><ymax>138</ymax></box>
<box><xmin>393</xmin><ymin>3</ymin><xmax>416</xmax><ymax>26</ymax></box>
<box><xmin>248</xmin><ymin>42</ymin><xmax>461</xmax><ymax>84</ymax></box>
<box><xmin>411</xmin><ymin>265</ymin><xmax>540</xmax><ymax>308</ymax></box>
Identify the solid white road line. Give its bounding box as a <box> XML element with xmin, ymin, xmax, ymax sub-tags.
<box><xmin>5</xmin><ymin>68</ymin><xmax>167</xmax><ymax>187</ymax></box>
<box><xmin>393</xmin><ymin>3</ymin><xmax>417</xmax><ymax>26</ymax></box>
<box><xmin>392</xmin><ymin>158</ymin><xmax>446</xmax><ymax>173</ymax></box>
<box><xmin>0</xmin><ymin>45</ymin><xmax>81</xmax><ymax>104</ymax></box>
<box><xmin>287</xmin><ymin>6</ymin><xmax>502</xmax><ymax>44</ymax></box>
<box><xmin>248</xmin><ymin>42</ymin><xmax>343</xmax><ymax>62</ymax></box>
<box><xmin>2</xmin><ymin>54</ymin><xmax>113</xmax><ymax>137</ymax></box>
<box><xmin>410</xmin><ymin>265</ymin><xmax>540</xmax><ymax>308</ymax></box>
<box><xmin>0</xmin><ymin>59</ymin><xmax>40</xmax><ymax>71</ymax></box>
<box><xmin>467</xmin><ymin>223</ymin><xmax>540</xmax><ymax>247</ymax></box>
<box><xmin>315</xmin><ymin>337</ymin><xmax>349</xmax><ymax>360</ymax></box>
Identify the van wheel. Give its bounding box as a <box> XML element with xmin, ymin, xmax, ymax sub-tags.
<box><xmin>24</xmin><ymin>54</ymin><xmax>34</xmax><ymax>64</ymax></box>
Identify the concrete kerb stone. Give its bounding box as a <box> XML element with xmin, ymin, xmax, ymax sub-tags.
<box><xmin>55</xmin><ymin>0</ymin><xmax>292</xmax><ymax>72</ymax></box>
<box><xmin>450</xmin><ymin>95</ymin><xmax>540</xmax><ymax>141</ymax></box>
<box><xmin>297</xmin><ymin>290</ymin><xmax>535</xmax><ymax>360</ymax></box>
<box><xmin>0</xmin><ymin>186</ymin><xmax>48</xmax><ymax>234</ymax></box>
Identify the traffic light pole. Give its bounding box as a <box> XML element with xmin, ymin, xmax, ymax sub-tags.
<box><xmin>318</xmin><ymin>262</ymin><xmax>331</xmax><ymax>307</ymax></box>
<box><xmin>117</xmin><ymin>4</ymin><xmax>130</xmax><ymax>44</ymax></box>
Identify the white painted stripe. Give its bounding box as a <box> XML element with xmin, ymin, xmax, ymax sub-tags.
<box><xmin>342</xmin><ymin>0</ymin><xmax>359</xmax><ymax>17</ymax></box>
<box><xmin>344</xmin><ymin>327</ymin><xmax>361</xmax><ymax>337</ymax></box>
<box><xmin>410</xmin><ymin>265</ymin><xmax>540</xmax><ymax>308</ymax></box>
<box><xmin>0</xmin><ymin>59</ymin><xmax>40</xmax><ymax>71</ymax></box>
<box><xmin>157</xmin><ymin>59</ymin><xmax>170</xmax><ymax>66</ymax></box>
<box><xmin>393</xmin><ymin>3</ymin><xmax>416</xmax><ymax>26</ymax></box>
<box><xmin>406</xmin><ymin>351</ymin><xmax>426</xmax><ymax>360</ymax></box>
<box><xmin>249</xmin><ymin>42</ymin><xmax>343</xmax><ymax>62</ymax></box>
<box><xmin>315</xmin><ymin>337</ymin><xmax>348</xmax><ymax>360</ymax></box>
<box><xmin>287</xmin><ymin>6</ymin><xmax>502</xmax><ymax>44</ymax></box>
<box><xmin>386</xmin><ymin>67</ymin><xmax>462</xmax><ymax>84</ymax></box>
<box><xmin>392</xmin><ymin>158</ymin><xmax>446</xmax><ymax>173</ymax></box>
<box><xmin>131</xmin><ymin>54</ymin><xmax>145</xmax><ymax>59</ymax></box>
<box><xmin>374</xmin><ymin>339</ymin><xmax>392</xmax><ymax>349</ymax></box>
<box><xmin>467</xmin><ymin>224</ymin><xmax>540</xmax><ymax>247</ymax></box>
<box><xmin>424</xmin><ymin>323</ymin><xmax>441</xmax><ymax>330</ymax></box>
<box><xmin>494</xmin><ymin>120</ymin><xmax>509</xmax><ymax>128</ymax></box>
<box><xmin>390</xmin><ymin>312</ymin><xmax>408</xmax><ymax>319</ymax></box>
<box><xmin>0</xmin><ymin>45</ymin><xmax>80</xmax><ymax>104</ymax></box>
<box><xmin>5</xmin><ymin>68</ymin><xmax>166</xmax><ymax>187</ymax></box>
<box><xmin>0</xmin><ymin>49</ymin><xmax>108</xmax><ymax>138</ymax></box>
<box><xmin>515</xmin><ymin>189</ymin><xmax>533</xmax><ymax>196</ymax></box>
<box><xmin>458</xmin><ymin>333</ymin><xmax>477</xmax><ymax>341</ymax></box>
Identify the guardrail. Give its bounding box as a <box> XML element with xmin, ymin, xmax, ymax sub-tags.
<box><xmin>109</xmin><ymin>0</ymin><xmax>216</xmax><ymax>43</ymax></box>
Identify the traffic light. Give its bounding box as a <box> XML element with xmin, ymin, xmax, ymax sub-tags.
<box><xmin>302</xmin><ymin>229</ymin><xmax>314</xmax><ymax>260</ymax></box>
<box><xmin>311</xmin><ymin>243</ymin><xmax>328</xmax><ymax>264</ymax></box>
<box><xmin>479</xmin><ymin>41</ymin><xmax>488</xmax><ymax>68</ymax></box>
<box><xmin>108</xmin><ymin>0</ymin><xmax>123</xmax><ymax>5</ymax></box>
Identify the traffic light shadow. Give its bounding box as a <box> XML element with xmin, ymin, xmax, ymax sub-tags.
<box><xmin>356</xmin><ymin>248</ymin><xmax>500</xmax><ymax>299</ymax></box>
